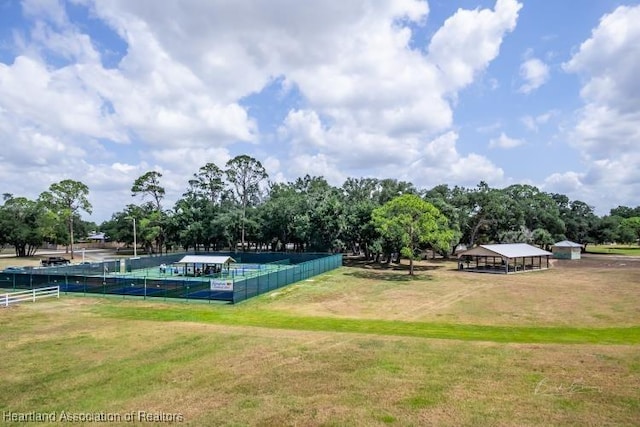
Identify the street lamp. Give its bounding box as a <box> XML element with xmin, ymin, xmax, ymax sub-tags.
<box><xmin>126</xmin><ymin>216</ymin><xmax>137</xmax><ymax>258</ymax></box>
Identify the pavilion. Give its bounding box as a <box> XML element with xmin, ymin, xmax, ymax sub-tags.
<box><xmin>174</xmin><ymin>255</ymin><xmax>236</xmax><ymax>276</ymax></box>
<box><xmin>457</xmin><ymin>243</ymin><xmax>552</xmax><ymax>274</ymax></box>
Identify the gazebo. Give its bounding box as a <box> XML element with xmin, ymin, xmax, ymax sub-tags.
<box><xmin>175</xmin><ymin>255</ymin><xmax>236</xmax><ymax>276</ymax></box>
<box><xmin>552</xmin><ymin>240</ymin><xmax>582</xmax><ymax>260</ymax></box>
<box><xmin>457</xmin><ymin>243</ymin><xmax>552</xmax><ymax>274</ymax></box>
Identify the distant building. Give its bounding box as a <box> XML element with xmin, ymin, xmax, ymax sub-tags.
<box><xmin>552</xmin><ymin>240</ymin><xmax>582</xmax><ymax>260</ymax></box>
<box><xmin>87</xmin><ymin>232</ymin><xmax>106</xmax><ymax>242</ymax></box>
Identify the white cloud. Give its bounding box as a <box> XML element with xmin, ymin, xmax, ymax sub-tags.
<box><xmin>0</xmin><ymin>0</ymin><xmax>524</xmax><ymax>221</ymax></box>
<box><xmin>489</xmin><ymin>132</ymin><xmax>524</xmax><ymax>149</ymax></box>
<box><xmin>273</xmin><ymin>0</ymin><xmax>521</xmax><ymax>184</ymax></box>
<box><xmin>476</xmin><ymin>121</ymin><xmax>502</xmax><ymax>133</ymax></box>
<box><xmin>563</xmin><ymin>5</ymin><xmax>640</xmax><ymax>157</ymax></box>
<box><xmin>21</xmin><ymin>0</ymin><xmax>68</xmax><ymax>27</ymax></box>
<box><xmin>428</xmin><ymin>0</ymin><xmax>521</xmax><ymax>91</ymax></box>
<box><xmin>545</xmin><ymin>4</ymin><xmax>640</xmax><ymax>211</ymax></box>
<box><xmin>518</xmin><ymin>57</ymin><xmax>550</xmax><ymax>93</ymax></box>
<box><xmin>410</xmin><ymin>132</ymin><xmax>505</xmax><ymax>187</ymax></box>
<box><xmin>521</xmin><ymin>110</ymin><xmax>556</xmax><ymax>131</ymax></box>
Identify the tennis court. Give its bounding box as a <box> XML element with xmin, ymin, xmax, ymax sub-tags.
<box><xmin>102</xmin><ymin>262</ymin><xmax>287</xmax><ymax>280</ymax></box>
<box><xmin>1</xmin><ymin>252</ymin><xmax>343</xmax><ymax>303</ymax></box>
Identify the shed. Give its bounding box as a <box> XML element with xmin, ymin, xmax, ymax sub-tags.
<box><xmin>552</xmin><ymin>240</ymin><xmax>582</xmax><ymax>260</ymax></box>
<box><xmin>457</xmin><ymin>243</ymin><xmax>552</xmax><ymax>274</ymax></box>
<box><xmin>175</xmin><ymin>255</ymin><xmax>236</xmax><ymax>276</ymax></box>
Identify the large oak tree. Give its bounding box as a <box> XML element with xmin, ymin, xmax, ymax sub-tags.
<box><xmin>372</xmin><ymin>194</ymin><xmax>453</xmax><ymax>275</ymax></box>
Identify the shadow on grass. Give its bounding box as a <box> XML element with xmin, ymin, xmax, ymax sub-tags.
<box><xmin>343</xmin><ymin>270</ymin><xmax>434</xmax><ymax>282</ymax></box>
<box><xmin>343</xmin><ymin>256</ymin><xmax>447</xmax><ymax>271</ymax></box>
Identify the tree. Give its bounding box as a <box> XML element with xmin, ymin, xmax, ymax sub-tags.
<box><xmin>131</xmin><ymin>171</ymin><xmax>166</xmax><ymax>253</ymax></box>
<box><xmin>372</xmin><ymin>194</ymin><xmax>453</xmax><ymax>275</ymax></box>
<box><xmin>132</xmin><ymin>171</ymin><xmax>165</xmax><ymax>211</ymax></box>
<box><xmin>610</xmin><ymin>205</ymin><xmax>640</xmax><ymax>219</ymax></box>
<box><xmin>621</xmin><ymin>217</ymin><xmax>640</xmax><ymax>244</ymax></box>
<box><xmin>0</xmin><ymin>196</ymin><xmax>46</xmax><ymax>257</ymax></box>
<box><xmin>188</xmin><ymin>162</ymin><xmax>224</xmax><ymax>205</ymax></box>
<box><xmin>464</xmin><ymin>182</ymin><xmax>518</xmax><ymax>245</ymax></box>
<box><xmin>563</xmin><ymin>200</ymin><xmax>598</xmax><ymax>249</ymax></box>
<box><xmin>532</xmin><ymin>228</ymin><xmax>554</xmax><ymax>250</ymax></box>
<box><xmin>341</xmin><ymin>178</ymin><xmax>382</xmax><ymax>258</ymax></box>
<box><xmin>225</xmin><ymin>155</ymin><xmax>268</xmax><ymax>251</ymax></box>
<box><xmin>39</xmin><ymin>179</ymin><xmax>92</xmax><ymax>259</ymax></box>
<box><xmin>592</xmin><ymin>215</ymin><xmax>623</xmax><ymax>244</ymax></box>
<box><xmin>259</xmin><ymin>182</ymin><xmax>306</xmax><ymax>251</ymax></box>
<box><xmin>504</xmin><ymin>184</ymin><xmax>565</xmax><ymax>240</ymax></box>
<box><xmin>424</xmin><ymin>184</ymin><xmax>467</xmax><ymax>257</ymax></box>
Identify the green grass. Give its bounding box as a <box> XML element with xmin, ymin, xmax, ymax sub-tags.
<box><xmin>2</xmin><ymin>258</ymin><xmax>639</xmax><ymax>426</ymax></box>
<box><xmin>586</xmin><ymin>244</ymin><xmax>640</xmax><ymax>256</ymax></box>
<box><xmin>95</xmin><ymin>301</ymin><xmax>640</xmax><ymax>345</ymax></box>
<box><xmin>1</xmin><ymin>299</ymin><xmax>639</xmax><ymax>426</ymax></box>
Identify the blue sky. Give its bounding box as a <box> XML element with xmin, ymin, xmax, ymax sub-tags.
<box><xmin>1</xmin><ymin>0</ymin><xmax>639</xmax><ymax>222</ymax></box>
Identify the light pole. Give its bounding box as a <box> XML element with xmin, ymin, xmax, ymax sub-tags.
<box><xmin>126</xmin><ymin>216</ymin><xmax>137</xmax><ymax>258</ymax></box>
<box><xmin>132</xmin><ymin>217</ymin><xmax>137</xmax><ymax>258</ymax></box>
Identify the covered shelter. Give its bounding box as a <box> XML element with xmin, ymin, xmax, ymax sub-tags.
<box><xmin>457</xmin><ymin>243</ymin><xmax>552</xmax><ymax>274</ymax></box>
<box><xmin>175</xmin><ymin>255</ymin><xmax>236</xmax><ymax>276</ymax></box>
<box><xmin>552</xmin><ymin>240</ymin><xmax>582</xmax><ymax>260</ymax></box>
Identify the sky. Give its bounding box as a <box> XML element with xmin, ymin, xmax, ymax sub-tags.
<box><xmin>1</xmin><ymin>0</ymin><xmax>639</xmax><ymax>223</ymax></box>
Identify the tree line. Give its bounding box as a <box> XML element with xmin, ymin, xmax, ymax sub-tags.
<box><xmin>2</xmin><ymin>155</ymin><xmax>640</xmax><ymax>265</ymax></box>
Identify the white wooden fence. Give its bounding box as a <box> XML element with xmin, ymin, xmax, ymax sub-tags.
<box><xmin>2</xmin><ymin>286</ymin><xmax>60</xmax><ymax>307</ymax></box>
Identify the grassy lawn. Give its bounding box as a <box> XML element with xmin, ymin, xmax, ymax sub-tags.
<box><xmin>586</xmin><ymin>244</ymin><xmax>640</xmax><ymax>256</ymax></box>
<box><xmin>1</xmin><ymin>257</ymin><xmax>639</xmax><ymax>425</ymax></box>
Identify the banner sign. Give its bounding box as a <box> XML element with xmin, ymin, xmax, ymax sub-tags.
<box><xmin>210</xmin><ymin>280</ymin><xmax>233</xmax><ymax>291</ymax></box>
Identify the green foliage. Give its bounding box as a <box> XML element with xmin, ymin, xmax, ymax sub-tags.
<box><xmin>372</xmin><ymin>194</ymin><xmax>454</xmax><ymax>274</ymax></box>
<box><xmin>131</xmin><ymin>171</ymin><xmax>165</xmax><ymax>211</ymax></box>
<box><xmin>532</xmin><ymin>228</ymin><xmax>554</xmax><ymax>249</ymax></box>
<box><xmin>3</xmin><ymin>153</ymin><xmax>639</xmax><ymax>257</ymax></box>
<box><xmin>0</xmin><ymin>196</ymin><xmax>52</xmax><ymax>256</ymax></box>
<box><xmin>39</xmin><ymin>179</ymin><xmax>92</xmax><ymax>259</ymax></box>
<box><xmin>225</xmin><ymin>155</ymin><xmax>268</xmax><ymax>208</ymax></box>
<box><xmin>620</xmin><ymin>217</ymin><xmax>640</xmax><ymax>244</ymax></box>
<box><xmin>225</xmin><ymin>155</ymin><xmax>268</xmax><ymax>250</ymax></box>
<box><xmin>187</xmin><ymin>162</ymin><xmax>224</xmax><ymax>205</ymax></box>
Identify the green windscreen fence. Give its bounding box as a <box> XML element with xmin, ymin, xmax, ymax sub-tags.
<box><xmin>0</xmin><ymin>252</ymin><xmax>343</xmax><ymax>304</ymax></box>
<box><xmin>231</xmin><ymin>253</ymin><xmax>343</xmax><ymax>303</ymax></box>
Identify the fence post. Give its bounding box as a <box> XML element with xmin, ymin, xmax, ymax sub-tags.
<box><xmin>32</xmin><ymin>288</ymin><xmax>36</xmax><ymax>302</ymax></box>
<box><xmin>4</xmin><ymin>293</ymin><xmax>8</xmax><ymax>307</ymax></box>
<box><xmin>56</xmin><ymin>286</ymin><xmax>60</xmax><ymax>299</ymax></box>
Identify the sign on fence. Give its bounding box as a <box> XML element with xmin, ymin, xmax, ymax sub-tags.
<box><xmin>210</xmin><ymin>279</ymin><xmax>233</xmax><ymax>291</ymax></box>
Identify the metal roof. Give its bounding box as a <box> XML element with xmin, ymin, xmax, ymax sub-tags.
<box><xmin>176</xmin><ymin>255</ymin><xmax>236</xmax><ymax>264</ymax></box>
<box><xmin>458</xmin><ymin>243</ymin><xmax>552</xmax><ymax>258</ymax></box>
<box><xmin>552</xmin><ymin>240</ymin><xmax>582</xmax><ymax>248</ymax></box>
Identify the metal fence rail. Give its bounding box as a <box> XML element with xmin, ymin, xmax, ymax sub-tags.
<box><xmin>2</xmin><ymin>286</ymin><xmax>60</xmax><ymax>307</ymax></box>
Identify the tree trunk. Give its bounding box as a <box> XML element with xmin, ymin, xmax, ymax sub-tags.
<box><xmin>469</xmin><ymin>217</ymin><xmax>487</xmax><ymax>247</ymax></box>
<box><xmin>409</xmin><ymin>257</ymin><xmax>414</xmax><ymax>275</ymax></box>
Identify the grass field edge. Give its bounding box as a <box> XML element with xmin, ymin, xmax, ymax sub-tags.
<box><xmin>92</xmin><ymin>301</ymin><xmax>640</xmax><ymax>345</ymax></box>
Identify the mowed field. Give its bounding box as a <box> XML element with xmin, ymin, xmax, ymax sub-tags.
<box><xmin>1</xmin><ymin>255</ymin><xmax>639</xmax><ymax>426</ymax></box>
